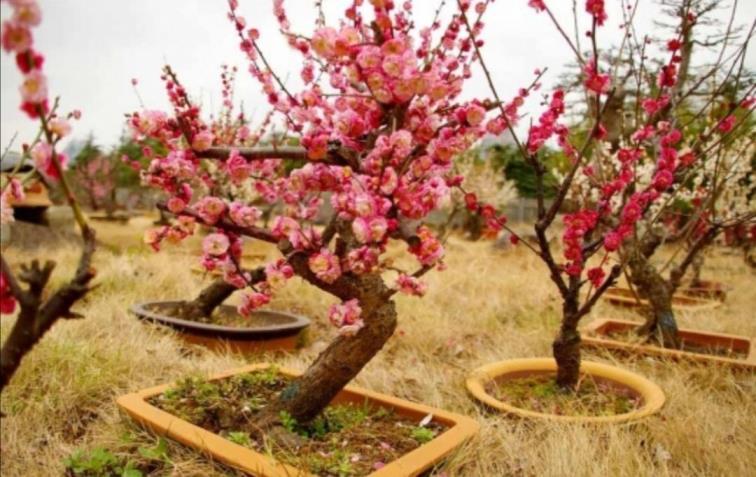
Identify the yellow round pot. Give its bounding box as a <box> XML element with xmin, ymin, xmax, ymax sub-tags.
<box><xmin>466</xmin><ymin>358</ymin><xmax>665</xmax><ymax>424</ymax></box>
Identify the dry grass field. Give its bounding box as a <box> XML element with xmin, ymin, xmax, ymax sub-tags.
<box><xmin>1</xmin><ymin>217</ymin><xmax>754</xmax><ymax>476</ymax></box>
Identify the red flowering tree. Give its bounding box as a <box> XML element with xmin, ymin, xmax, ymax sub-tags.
<box><xmin>0</xmin><ymin>0</ymin><xmax>96</xmax><ymax>392</ymax></box>
<box><xmin>130</xmin><ymin>0</ymin><xmax>502</xmax><ymax>428</ymax></box>
<box><xmin>555</xmin><ymin>0</ymin><xmax>756</xmax><ymax>347</ymax></box>
<box><xmin>460</xmin><ymin>0</ymin><xmax>754</xmax><ymax>387</ymax></box>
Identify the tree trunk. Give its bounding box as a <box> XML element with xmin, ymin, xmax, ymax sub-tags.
<box><xmin>181</xmin><ymin>279</ymin><xmax>238</xmax><ymax>321</ymax></box>
<box><xmin>154</xmin><ymin>208</ymin><xmax>171</xmax><ymax>226</ymax></box>
<box><xmin>689</xmin><ymin>254</ymin><xmax>704</xmax><ymax>287</ymax></box>
<box><xmin>628</xmin><ymin>253</ymin><xmax>680</xmax><ymax>348</ymax></box>
<box><xmin>553</xmin><ymin>300</ymin><xmax>581</xmax><ymax>389</ymax></box>
<box><xmin>0</xmin><ymin>310</ymin><xmax>38</xmax><ymax>392</ymax></box>
<box><xmin>251</xmin><ymin>273</ymin><xmax>396</xmax><ymax>430</ymax></box>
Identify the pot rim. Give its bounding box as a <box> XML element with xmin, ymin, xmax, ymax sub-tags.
<box><xmin>466</xmin><ymin>357</ymin><xmax>665</xmax><ymax>423</ymax></box>
<box><xmin>582</xmin><ymin>318</ymin><xmax>755</xmax><ymax>369</ymax></box>
<box><xmin>604</xmin><ymin>287</ymin><xmax>721</xmax><ymax>310</ymax></box>
<box><xmin>130</xmin><ymin>301</ymin><xmax>310</xmax><ymax>339</ymax></box>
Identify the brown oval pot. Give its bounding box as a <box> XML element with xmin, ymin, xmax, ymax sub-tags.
<box><xmin>582</xmin><ymin>318</ymin><xmax>755</xmax><ymax>370</ymax></box>
<box><xmin>678</xmin><ymin>280</ymin><xmax>728</xmax><ymax>302</ymax></box>
<box><xmin>117</xmin><ymin>363</ymin><xmax>480</xmax><ymax>477</ymax></box>
<box><xmin>603</xmin><ymin>287</ymin><xmax>721</xmax><ymax>312</ymax></box>
<box><xmin>466</xmin><ymin>358</ymin><xmax>665</xmax><ymax>424</ymax></box>
<box><xmin>130</xmin><ymin>301</ymin><xmax>310</xmax><ymax>353</ymax></box>
<box><xmin>89</xmin><ymin>213</ymin><xmax>131</xmax><ymax>224</ymax></box>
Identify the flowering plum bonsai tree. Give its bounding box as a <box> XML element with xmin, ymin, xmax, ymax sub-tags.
<box><xmin>129</xmin><ymin>0</ymin><xmax>503</xmax><ymax>428</ymax></box>
<box><xmin>458</xmin><ymin>0</ymin><xmax>754</xmax><ymax>387</ymax></box>
<box><xmin>0</xmin><ymin>0</ymin><xmax>96</xmax><ymax>392</ymax></box>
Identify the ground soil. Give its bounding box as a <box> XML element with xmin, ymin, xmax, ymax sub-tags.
<box><xmin>487</xmin><ymin>372</ymin><xmax>642</xmax><ymax>417</ymax></box>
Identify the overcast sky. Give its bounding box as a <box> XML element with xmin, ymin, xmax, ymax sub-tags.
<box><xmin>1</xmin><ymin>0</ymin><xmax>754</xmax><ymax>152</ymax></box>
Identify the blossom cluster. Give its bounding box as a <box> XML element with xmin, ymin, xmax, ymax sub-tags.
<box><xmin>131</xmin><ymin>0</ymin><xmax>495</xmax><ymax>334</ymax></box>
<box><xmin>1</xmin><ymin>0</ymin><xmax>79</xmax><ymax>315</ymax></box>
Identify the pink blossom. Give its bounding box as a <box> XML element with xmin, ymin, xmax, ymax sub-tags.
<box><xmin>202</xmin><ymin>233</ymin><xmax>230</xmax><ymax>256</ymax></box>
<box><xmin>194</xmin><ymin>197</ymin><xmax>226</xmax><ymax>224</ymax></box>
<box><xmin>409</xmin><ymin>226</ymin><xmax>444</xmax><ymax>266</ymax></box>
<box><xmin>1</xmin><ymin>21</ymin><xmax>32</xmax><ymax>53</ymax></box>
<box><xmin>585</xmin><ymin>0</ymin><xmax>607</xmax><ymax>26</ymax></box>
<box><xmin>717</xmin><ymin>115</ymin><xmax>736</xmax><ymax>134</ymax></box>
<box><xmin>587</xmin><ymin>267</ymin><xmax>605</xmax><ymax>287</ymax></box>
<box><xmin>238</xmin><ymin>291</ymin><xmax>271</xmax><ymax>316</ymax></box>
<box><xmin>0</xmin><ymin>272</ymin><xmax>17</xmax><ymax>315</ymax></box>
<box><xmin>464</xmin><ymin>103</ymin><xmax>486</xmax><ymax>126</ymax></box>
<box><xmin>191</xmin><ymin>130</ymin><xmax>215</xmax><ymax>151</ymax></box>
<box><xmin>143</xmin><ymin>227</ymin><xmax>166</xmax><ymax>251</ymax></box>
<box><xmin>229</xmin><ymin>202</ymin><xmax>261</xmax><ymax>227</ymax></box>
<box><xmin>528</xmin><ymin>0</ymin><xmax>546</xmax><ymax>12</ymax></box>
<box><xmin>265</xmin><ymin>259</ymin><xmax>294</xmax><ymax>289</ymax></box>
<box><xmin>19</xmin><ymin>69</ymin><xmax>47</xmax><ymax>103</ymax></box>
<box><xmin>226</xmin><ymin>148</ymin><xmax>252</xmax><ymax>183</ymax></box>
<box><xmin>652</xmin><ymin>170</ymin><xmax>674</xmax><ymax>191</ymax></box>
<box><xmin>328</xmin><ymin>299</ymin><xmax>364</xmax><ymax>336</ymax></box>
<box><xmin>344</xmin><ymin>246</ymin><xmax>379</xmax><ymax>274</ymax></box>
<box><xmin>12</xmin><ymin>2</ymin><xmax>42</xmax><ymax>27</ymax></box>
<box><xmin>49</xmin><ymin>117</ymin><xmax>71</xmax><ymax>138</ymax></box>
<box><xmin>308</xmin><ymin>248</ymin><xmax>342</xmax><ymax>284</ymax></box>
<box><xmin>658</xmin><ymin>64</ymin><xmax>677</xmax><ymax>88</ymax></box>
<box><xmin>583</xmin><ymin>60</ymin><xmax>609</xmax><ymax>95</ymax></box>
<box><xmin>603</xmin><ymin>232</ymin><xmax>621</xmax><ymax>252</ymax></box>
<box><xmin>30</xmin><ymin>142</ymin><xmax>66</xmax><ymax>180</ymax></box>
<box><xmin>166</xmin><ymin>196</ymin><xmax>186</xmax><ymax>213</ymax></box>
<box><xmin>395</xmin><ymin>274</ymin><xmax>427</xmax><ymax>297</ymax></box>
<box><xmin>0</xmin><ymin>177</ymin><xmax>24</xmax><ymax>226</ymax></box>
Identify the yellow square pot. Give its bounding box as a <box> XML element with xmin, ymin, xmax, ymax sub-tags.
<box><xmin>117</xmin><ymin>363</ymin><xmax>479</xmax><ymax>476</ymax></box>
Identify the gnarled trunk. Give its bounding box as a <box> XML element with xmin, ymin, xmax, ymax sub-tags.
<box><xmin>553</xmin><ymin>299</ymin><xmax>581</xmax><ymax>389</ymax></box>
<box><xmin>689</xmin><ymin>254</ymin><xmax>704</xmax><ymax>287</ymax></box>
<box><xmin>182</xmin><ymin>279</ymin><xmax>237</xmax><ymax>320</ymax></box>
<box><xmin>628</xmin><ymin>253</ymin><xmax>680</xmax><ymax>348</ymax></box>
<box><xmin>251</xmin><ymin>273</ymin><xmax>396</xmax><ymax>430</ymax></box>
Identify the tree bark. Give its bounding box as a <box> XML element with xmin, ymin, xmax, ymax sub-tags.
<box><xmin>628</xmin><ymin>252</ymin><xmax>680</xmax><ymax>348</ymax></box>
<box><xmin>250</xmin><ymin>273</ymin><xmax>396</xmax><ymax>430</ymax></box>
<box><xmin>0</xmin><ymin>306</ymin><xmax>40</xmax><ymax>391</ymax></box>
<box><xmin>1</xmin><ymin>229</ymin><xmax>96</xmax><ymax>392</ymax></box>
<box><xmin>181</xmin><ymin>279</ymin><xmax>238</xmax><ymax>320</ymax></box>
<box><xmin>689</xmin><ymin>254</ymin><xmax>704</xmax><ymax>287</ymax></box>
<box><xmin>553</xmin><ymin>299</ymin><xmax>581</xmax><ymax>389</ymax></box>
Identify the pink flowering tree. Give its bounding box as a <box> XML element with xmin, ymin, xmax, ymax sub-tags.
<box><xmin>130</xmin><ymin>0</ymin><xmax>501</xmax><ymax>428</ymax></box>
<box><xmin>0</xmin><ymin>0</ymin><xmax>96</xmax><ymax>392</ymax></box>
<box><xmin>70</xmin><ymin>142</ymin><xmax>118</xmax><ymax>215</ymax></box>
<box><xmin>458</xmin><ymin>0</ymin><xmax>754</xmax><ymax>387</ymax></box>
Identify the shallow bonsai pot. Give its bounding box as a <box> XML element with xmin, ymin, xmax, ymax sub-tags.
<box><xmin>466</xmin><ymin>358</ymin><xmax>665</xmax><ymax>424</ymax></box>
<box><xmin>117</xmin><ymin>363</ymin><xmax>480</xmax><ymax>477</ymax></box>
<box><xmin>582</xmin><ymin>318</ymin><xmax>755</xmax><ymax>370</ymax></box>
<box><xmin>89</xmin><ymin>213</ymin><xmax>131</xmax><ymax>223</ymax></box>
<box><xmin>130</xmin><ymin>301</ymin><xmax>310</xmax><ymax>353</ymax></box>
<box><xmin>603</xmin><ymin>287</ymin><xmax>721</xmax><ymax>312</ymax></box>
<box><xmin>678</xmin><ymin>280</ymin><xmax>728</xmax><ymax>302</ymax></box>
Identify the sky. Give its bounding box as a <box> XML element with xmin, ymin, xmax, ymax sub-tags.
<box><xmin>1</xmin><ymin>0</ymin><xmax>754</xmax><ymax>153</ymax></box>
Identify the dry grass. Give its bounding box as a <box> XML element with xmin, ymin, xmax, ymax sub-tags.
<box><xmin>1</xmin><ymin>219</ymin><xmax>754</xmax><ymax>476</ymax></box>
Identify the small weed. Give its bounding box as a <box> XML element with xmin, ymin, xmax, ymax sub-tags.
<box><xmin>63</xmin><ymin>447</ymin><xmax>142</xmax><ymax>477</ymax></box>
<box><xmin>279</xmin><ymin>410</ymin><xmax>299</xmax><ymax>434</ymax></box>
<box><xmin>411</xmin><ymin>426</ymin><xmax>436</xmax><ymax>444</ymax></box>
<box><xmin>227</xmin><ymin>431</ymin><xmax>252</xmax><ymax>447</ymax></box>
